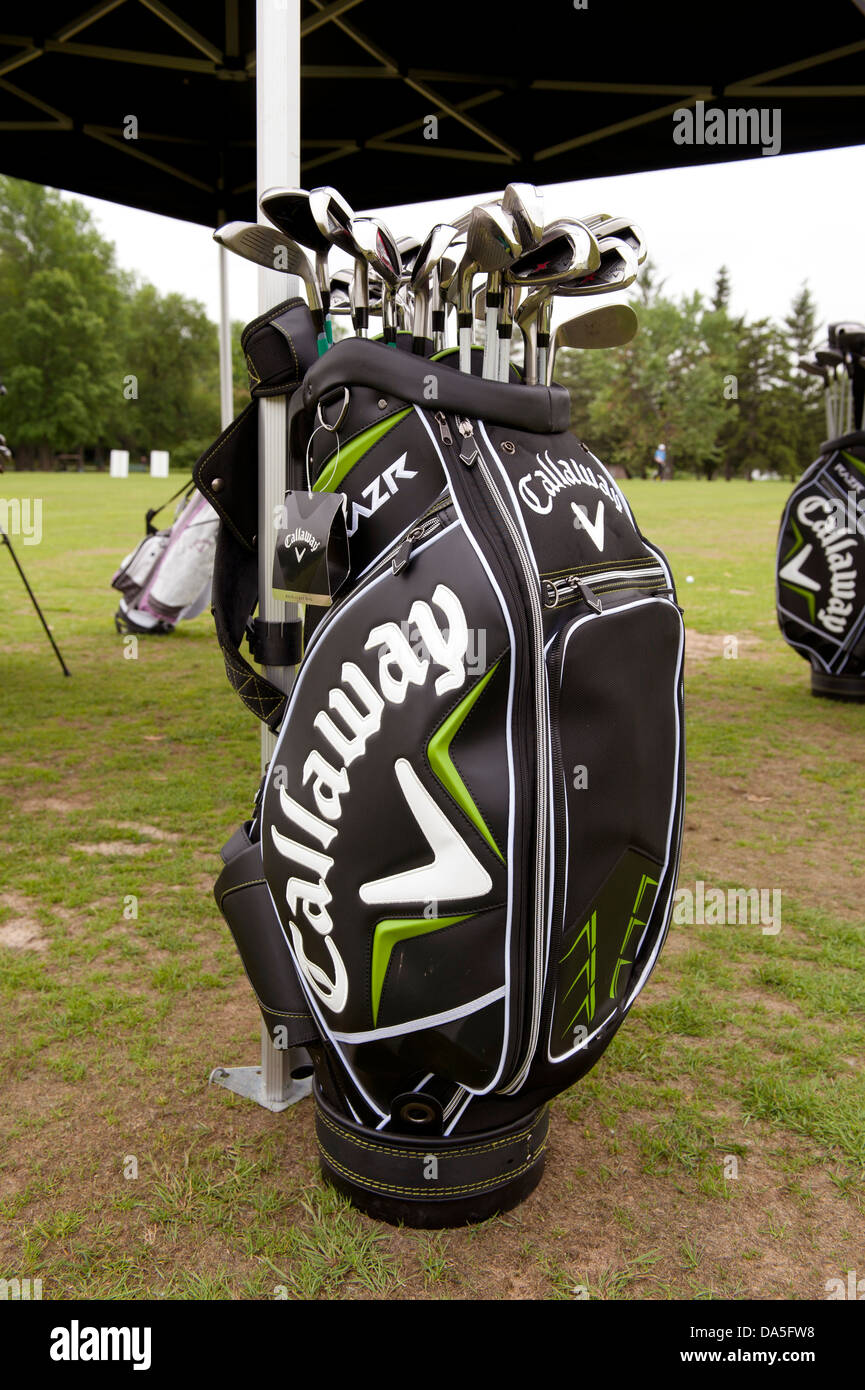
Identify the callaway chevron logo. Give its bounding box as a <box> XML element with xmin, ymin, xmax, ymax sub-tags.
<box><xmin>779</xmin><ymin>494</ymin><xmax>860</xmax><ymax>637</ymax></box>
<box><xmin>268</xmin><ymin>585</ymin><xmax>498</xmax><ymax>1017</ymax></box>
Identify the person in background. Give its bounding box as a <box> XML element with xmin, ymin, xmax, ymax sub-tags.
<box><xmin>653</xmin><ymin>442</ymin><xmax>666</xmax><ymax>481</ymax></box>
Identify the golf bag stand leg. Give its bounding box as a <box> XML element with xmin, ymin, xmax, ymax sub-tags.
<box><xmin>209</xmin><ymin>1019</ymin><xmax>312</xmax><ymax>1113</ymax></box>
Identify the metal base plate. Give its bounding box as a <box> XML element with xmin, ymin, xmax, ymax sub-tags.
<box><xmin>209</xmin><ymin>1065</ymin><xmax>312</xmax><ymax>1113</ymax></box>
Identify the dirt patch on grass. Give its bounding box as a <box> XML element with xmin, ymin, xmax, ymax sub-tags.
<box><xmin>682</xmin><ymin>766</ymin><xmax>862</xmax><ymax>921</ymax></box>
<box><xmin>685</xmin><ymin>629</ymin><xmax>763</xmax><ymax>663</ymax></box>
<box><xmin>19</xmin><ymin>793</ymin><xmax>95</xmax><ymax>815</ymax></box>
<box><xmin>0</xmin><ymin>891</ymin><xmax>50</xmax><ymax>951</ymax></box>
<box><xmin>73</xmin><ymin>842</ymin><xmax>156</xmax><ymax>857</ymax></box>
<box><xmin>114</xmin><ymin>822</ymin><xmax>182</xmax><ymax>843</ymax></box>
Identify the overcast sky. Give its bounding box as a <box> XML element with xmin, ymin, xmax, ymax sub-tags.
<box><xmin>69</xmin><ymin>143</ymin><xmax>865</xmax><ymax>337</ymax></box>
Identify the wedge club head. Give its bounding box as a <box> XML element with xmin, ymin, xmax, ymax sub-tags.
<box><xmin>547</xmin><ymin>303</ymin><xmax>639</xmax><ymax>383</ymax></box>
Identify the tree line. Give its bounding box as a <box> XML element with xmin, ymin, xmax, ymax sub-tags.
<box><xmin>557</xmin><ymin>263</ymin><xmax>827</xmax><ymax>479</ymax></box>
<box><xmin>0</xmin><ymin>174</ymin><xmax>829</xmax><ymax>479</ymax></box>
<box><xmin>0</xmin><ymin>175</ymin><xmax>246</xmax><ymax>471</ymax></box>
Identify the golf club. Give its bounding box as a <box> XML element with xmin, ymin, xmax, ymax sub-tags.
<box><xmin>547</xmin><ymin>303</ymin><xmax>640</xmax><ymax>383</ymax></box>
<box><xmin>213</xmin><ymin>220</ymin><xmax>327</xmax><ymax>351</ymax></box>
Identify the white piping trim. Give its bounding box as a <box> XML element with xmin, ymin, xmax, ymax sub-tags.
<box><xmin>331</xmin><ymin>987</ymin><xmax>506</xmax><ymax>1044</ymax></box>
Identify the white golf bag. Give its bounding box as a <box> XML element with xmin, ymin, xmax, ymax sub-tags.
<box><xmin>112</xmin><ymin>487</ymin><xmax>219</xmax><ymax>635</ymax></box>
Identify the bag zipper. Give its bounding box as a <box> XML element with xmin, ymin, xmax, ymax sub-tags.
<box><xmin>391</xmin><ymin>498</ymin><xmax>452</xmax><ymax>574</ymax></box>
<box><xmin>542</xmin><ymin>564</ymin><xmax>667</xmax><ymax>611</ymax></box>
<box><xmin>295</xmin><ymin>497</ymin><xmax>453</xmax><ymax>669</ymax></box>
<box><xmin>440</xmin><ymin>412</ymin><xmax>549</xmax><ymax>1095</ymax></box>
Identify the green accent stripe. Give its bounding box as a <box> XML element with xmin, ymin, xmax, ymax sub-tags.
<box><xmin>371</xmin><ymin>915</ymin><xmax>470</xmax><ymax>1025</ymax></box>
<box><xmin>782</xmin><ymin>515</ymin><xmax>804</xmax><ymax>564</ymax></box>
<box><xmin>842</xmin><ymin>451</ymin><xmax>865</xmax><ymax>479</ymax></box>
<box><xmin>312</xmin><ymin>408</ymin><xmax>411</xmax><ymax>494</ymax></box>
<box><xmin>781</xmin><ymin>580</ymin><xmax>817</xmax><ymax>623</ymax></box>
<box><xmin>780</xmin><ymin>516</ymin><xmax>817</xmax><ymax>621</ymax></box>
<box><xmin>427</xmin><ymin>663</ymin><xmax>505</xmax><ymax>863</ymax></box>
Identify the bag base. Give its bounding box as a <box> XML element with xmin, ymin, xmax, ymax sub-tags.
<box><xmin>811</xmin><ymin>663</ymin><xmax>865</xmax><ymax>702</ymax></box>
<box><xmin>314</xmin><ymin>1083</ymin><xmax>549</xmax><ymax>1229</ymax></box>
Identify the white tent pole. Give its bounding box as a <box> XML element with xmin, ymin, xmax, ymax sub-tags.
<box><xmin>211</xmin><ymin>0</ymin><xmax>310</xmax><ymax>1114</ymax></box>
<box><xmin>257</xmin><ymin>0</ymin><xmax>301</xmax><ymax>737</ymax></box>
<box><xmin>256</xmin><ymin>0</ymin><xmax>305</xmax><ymax>1107</ymax></box>
<box><xmin>217</xmin><ymin>243</ymin><xmax>233</xmax><ymax>431</ymax></box>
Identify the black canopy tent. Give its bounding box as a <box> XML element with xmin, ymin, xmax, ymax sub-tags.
<box><xmin>2</xmin><ymin>0</ymin><xmax>863</xmax><ymax>1108</ymax></box>
<box><xmin>0</xmin><ymin>1</ymin><xmax>864</xmax><ymax>228</ymax></box>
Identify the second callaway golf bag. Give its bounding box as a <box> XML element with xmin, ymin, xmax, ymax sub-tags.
<box><xmin>111</xmin><ymin>486</ymin><xmax>219</xmax><ymax>635</ymax></box>
<box><xmin>776</xmin><ymin>430</ymin><xmax>865</xmax><ymax>700</ymax></box>
<box><xmin>197</xmin><ymin>299</ymin><xmax>685</xmax><ymax>1226</ymax></box>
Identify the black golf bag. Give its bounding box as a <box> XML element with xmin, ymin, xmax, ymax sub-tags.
<box><xmin>111</xmin><ymin>486</ymin><xmax>219</xmax><ymax>636</ymax></box>
<box><xmin>197</xmin><ymin>298</ymin><xmax>685</xmax><ymax>1226</ymax></box>
<box><xmin>776</xmin><ymin>431</ymin><xmax>865</xmax><ymax>701</ymax></box>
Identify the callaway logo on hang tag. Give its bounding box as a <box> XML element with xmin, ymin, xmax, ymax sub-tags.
<box><xmin>272</xmin><ymin>490</ymin><xmax>350</xmax><ymax>607</ymax></box>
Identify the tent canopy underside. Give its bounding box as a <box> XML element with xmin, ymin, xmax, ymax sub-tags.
<box><xmin>0</xmin><ymin>0</ymin><xmax>863</xmax><ymax>224</ymax></box>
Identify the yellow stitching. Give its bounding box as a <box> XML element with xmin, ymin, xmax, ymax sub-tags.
<box><xmin>541</xmin><ymin>556</ymin><xmax>652</xmax><ymax>580</ymax></box>
<box><xmin>319</xmin><ymin>1143</ymin><xmax>546</xmax><ymax>1196</ymax></box>
<box><xmin>316</xmin><ymin>1109</ymin><xmax>545</xmax><ymax>1159</ymax></box>
<box><xmin>220</xmin><ymin>878</ymin><xmax>265</xmax><ymax>897</ymax></box>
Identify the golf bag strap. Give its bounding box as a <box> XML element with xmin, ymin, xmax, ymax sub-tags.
<box><xmin>194</xmin><ymin>301</ymin><xmax>322</xmax><ymax>548</ymax></box>
<box><xmin>195</xmin><ymin>400</ymin><xmax>260</xmax><ymax>549</ymax></box>
<box><xmin>211</xmin><ymin>521</ymin><xmax>292</xmax><ymax>731</ymax></box>
<box><xmin>215</xmin><ymin>821</ymin><xmax>319</xmax><ymax>1049</ymax></box>
<box><xmin>246</xmin><ymin>618</ymin><xmax>303</xmax><ymax>668</ymax></box>
<box><xmin>145</xmin><ymin>478</ymin><xmax>193</xmax><ymax>536</ymax></box>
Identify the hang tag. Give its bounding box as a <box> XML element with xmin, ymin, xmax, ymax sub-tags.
<box><xmin>272</xmin><ymin>490</ymin><xmax>350</xmax><ymax>607</ymax></box>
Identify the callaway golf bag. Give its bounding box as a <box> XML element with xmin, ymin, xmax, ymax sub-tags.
<box><xmin>112</xmin><ymin>486</ymin><xmax>219</xmax><ymax>635</ymax></box>
<box><xmin>776</xmin><ymin>430</ymin><xmax>865</xmax><ymax>700</ymax></box>
<box><xmin>197</xmin><ymin>296</ymin><xmax>685</xmax><ymax>1226</ymax></box>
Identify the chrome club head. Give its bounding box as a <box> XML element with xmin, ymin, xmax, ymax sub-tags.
<box><xmin>560</xmin><ymin>236</ymin><xmax>639</xmax><ymax>296</ymax></box>
<box><xmin>502</xmin><ymin>182</ymin><xmax>544</xmax><ymax>249</ymax></box>
<box><xmin>213</xmin><ymin>221</ymin><xmax>325</xmax><ymax>340</ymax></box>
<box><xmin>505</xmin><ymin>225</ymin><xmax>600</xmax><ymax>382</ymax></box>
<box><xmin>410</xmin><ymin>222</ymin><xmax>459</xmax><ymax>353</ymax></box>
<box><xmin>557</xmin><ymin>213</ymin><xmax>646</xmax><ymax>265</ymax></box>
<box><xmin>309</xmin><ymin>186</ymin><xmax>371</xmax><ymax>335</ymax></box>
<box><xmin>505</xmin><ymin>224</ymin><xmax>601</xmax><ymax>290</ymax></box>
<box><xmin>352</xmin><ymin>217</ymin><xmax>402</xmax><ymax>344</ymax></box>
<box><xmin>464</xmin><ymin>204</ymin><xmax>521</xmax><ymax>379</ymax></box>
<box><xmin>547</xmin><ymin>304</ymin><xmax>639</xmax><ymax>383</ymax></box>
<box><xmin>259</xmin><ymin>186</ymin><xmax>335</xmax><ymax>332</ymax></box>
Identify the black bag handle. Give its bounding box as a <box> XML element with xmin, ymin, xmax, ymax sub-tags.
<box><xmin>289</xmin><ymin>338</ymin><xmax>571</xmax><ymax>457</ymax></box>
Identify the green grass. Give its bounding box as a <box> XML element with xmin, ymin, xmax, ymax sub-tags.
<box><xmin>0</xmin><ymin>473</ymin><xmax>863</xmax><ymax>1301</ymax></box>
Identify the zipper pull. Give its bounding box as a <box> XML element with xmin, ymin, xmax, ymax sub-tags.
<box><xmin>392</xmin><ymin>536</ymin><xmax>413</xmax><ymax>575</ymax></box>
<box><xmin>456</xmin><ymin>417</ymin><xmax>479</xmax><ymax>466</ymax></box>
<box><xmin>434</xmin><ymin>411</ymin><xmax>453</xmax><ymax>446</ymax></box>
<box><xmin>579</xmin><ymin>578</ymin><xmax>603</xmax><ymax>613</ymax></box>
<box><xmin>392</xmin><ymin>516</ymin><xmax>442</xmax><ymax>575</ymax></box>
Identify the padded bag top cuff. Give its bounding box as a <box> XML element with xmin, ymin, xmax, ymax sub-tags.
<box><xmin>289</xmin><ymin>338</ymin><xmax>571</xmax><ymax>451</ymax></box>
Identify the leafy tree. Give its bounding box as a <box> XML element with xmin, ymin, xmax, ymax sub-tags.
<box><xmin>557</xmin><ymin>290</ymin><xmax>737</xmax><ymax>479</ymax></box>
<box><xmin>114</xmin><ymin>281</ymin><xmax>220</xmax><ymax>465</ymax></box>
<box><xmin>0</xmin><ymin>176</ymin><xmax>124</xmax><ymax>465</ymax></box>
<box><xmin>712</xmin><ymin>265</ymin><xmax>731</xmax><ymax>312</ymax></box>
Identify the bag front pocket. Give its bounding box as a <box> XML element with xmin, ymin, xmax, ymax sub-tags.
<box><xmin>545</xmin><ymin>592</ymin><xmax>684</xmax><ymax>1065</ymax></box>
